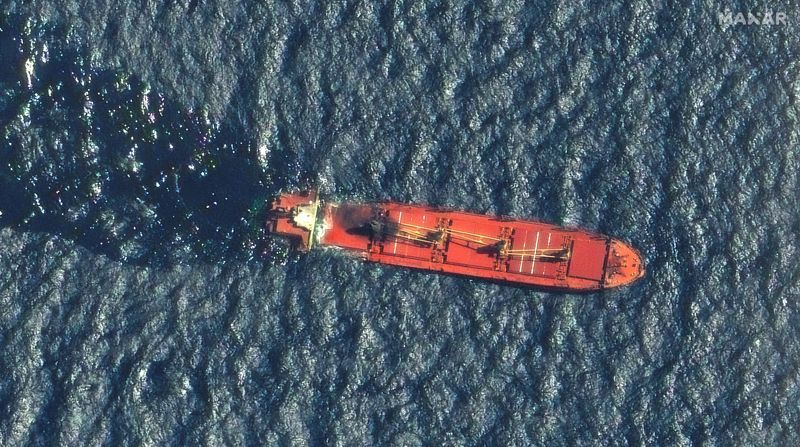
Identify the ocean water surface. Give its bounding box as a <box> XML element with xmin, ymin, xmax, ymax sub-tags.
<box><xmin>1</xmin><ymin>1</ymin><xmax>799</xmax><ymax>445</ymax></box>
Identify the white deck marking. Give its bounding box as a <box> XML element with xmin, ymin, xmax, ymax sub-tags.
<box><xmin>393</xmin><ymin>211</ymin><xmax>402</xmax><ymax>255</ymax></box>
<box><xmin>545</xmin><ymin>232</ymin><xmax>551</xmax><ymax>274</ymax></box>
<box><xmin>519</xmin><ymin>229</ymin><xmax>528</xmax><ymax>273</ymax></box>
<box><xmin>530</xmin><ymin>231</ymin><xmax>540</xmax><ymax>275</ymax></box>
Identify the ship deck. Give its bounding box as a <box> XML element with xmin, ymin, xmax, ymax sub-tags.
<box><xmin>319</xmin><ymin>202</ymin><xmax>640</xmax><ymax>291</ymax></box>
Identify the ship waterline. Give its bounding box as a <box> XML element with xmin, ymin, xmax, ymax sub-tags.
<box><xmin>267</xmin><ymin>191</ymin><xmax>645</xmax><ymax>292</ymax></box>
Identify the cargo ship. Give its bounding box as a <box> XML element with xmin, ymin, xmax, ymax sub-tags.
<box><xmin>266</xmin><ymin>190</ymin><xmax>645</xmax><ymax>292</ymax></box>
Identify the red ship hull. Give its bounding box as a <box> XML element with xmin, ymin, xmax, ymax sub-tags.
<box><xmin>266</xmin><ymin>191</ymin><xmax>645</xmax><ymax>291</ymax></box>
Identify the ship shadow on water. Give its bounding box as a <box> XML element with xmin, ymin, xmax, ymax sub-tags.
<box><xmin>0</xmin><ymin>19</ymin><xmax>306</xmax><ymax>267</ymax></box>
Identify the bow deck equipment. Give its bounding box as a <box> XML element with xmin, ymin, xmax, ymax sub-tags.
<box><xmin>266</xmin><ymin>191</ymin><xmax>645</xmax><ymax>291</ymax></box>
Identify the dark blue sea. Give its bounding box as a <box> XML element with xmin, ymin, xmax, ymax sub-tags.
<box><xmin>1</xmin><ymin>1</ymin><xmax>799</xmax><ymax>445</ymax></box>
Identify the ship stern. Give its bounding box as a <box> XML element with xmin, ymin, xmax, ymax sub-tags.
<box><xmin>265</xmin><ymin>190</ymin><xmax>320</xmax><ymax>251</ymax></box>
